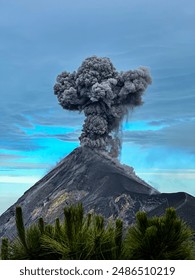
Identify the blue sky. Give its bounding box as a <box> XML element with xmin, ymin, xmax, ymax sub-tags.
<box><xmin>0</xmin><ymin>0</ymin><xmax>195</xmax><ymax>214</ymax></box>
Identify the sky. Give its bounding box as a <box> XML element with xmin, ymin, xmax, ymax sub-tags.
<box><xmin>0</xmin><ymin>0</ymin><xmax>195</xmax><ymax>214</ymax></box>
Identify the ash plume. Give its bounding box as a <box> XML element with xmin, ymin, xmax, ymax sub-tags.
<box><xmin>54</xmin><ymin>56</ymin><xmax>152</xmax><ymax>157</ymax></box>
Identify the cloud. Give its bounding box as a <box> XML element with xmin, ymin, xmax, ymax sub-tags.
<box><xmin>137</xmin><ymin>168</ymin><xmax>195</xmax><ymax>196</ymax></box>
<box><xmin>0</xmin><ymin>154</ymin><xmax>24</xmax><ymax>160</ymax></box>
<box><xmin>0</xmin><ymin>175</ymin><xmax>41</xmax><ymax>184</ymax></box>
<box><xmin>123</xmin><ymin>118</ymin><xmax>195</xmax><ymax>153</ymax></box>
<box><xmin>139</xmin><ymin>169</ymin><xmax>195</xmax><ymax>179</ymax></box>
<box><xmin>0</xmin><ymin>107</ymin><xmax>83</xmax><ymax>153</ymax></box>
<box><xmin>0</xmin><ymin>162</ymin><xmax>51</xmax><ymax>170</ymax></box>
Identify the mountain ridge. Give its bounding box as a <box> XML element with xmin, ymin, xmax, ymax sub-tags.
<box><xmin>1</xmin><ymin>147</ymin><xmax>195</xmax><ymax>239</ymax></box>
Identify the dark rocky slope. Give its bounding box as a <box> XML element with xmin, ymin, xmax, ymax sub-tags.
<box><xmin>1</xmin><ymin>147</ymin><xmax>195</xmax><ymax>239</ymax></box>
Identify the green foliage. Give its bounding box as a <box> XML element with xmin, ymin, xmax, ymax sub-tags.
<box><xmin>38</xmin><ymin>217</ymin><xmax>45</xmax><ymax>234</ymax></box>
<box><xmin>3</xmin><ymin>207</ymin><xmax>47</xmax><ymax>260</ymax></box>
<box><xmin>122</xmin><ymin>208</ymin><xmax>194</xmax><ymax>260</ymax></box>
<box><xmin>1</xmin><ymin>238</ymin><xmax>10</xmax><ymax>260</ymax></box>
<box><xmin>42</xmin><ymin>204</ymin><xmax>120</xmax><ymax>260</ymax></box>
<box><xmin>1</xmin><ymin>205</ymin><xmax>195</xmax><ymax>260</ymax></box>
<box><xmin>114</xmin><ymin>219</ymin><xmax>123</xmax><ymax>258</ymax></box>
<box><xmin>15</xmin><ymin>206</ymin><xmax>27</xmax><ymax>249</ymax></box>
<box><xmin>11</xmin><ymin>224</ymin><xmax>43</xmax><ymax>259</ymax></box>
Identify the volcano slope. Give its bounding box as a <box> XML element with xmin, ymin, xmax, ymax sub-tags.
<box><xmin>0</xmin><ymin>147</ymin><xmax>195</xmax><ymax>239</ymax></box>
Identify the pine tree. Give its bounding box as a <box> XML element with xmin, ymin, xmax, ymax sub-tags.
<box><xmin>15</xmin><ymin>206</ymin><xmax>27</xmax><ymax>249</ymax></box>
<box><xmin>11</xmin><ymin>206</ymin><xmax>44</xmax><ymax>259</ymax></box>
<box><xmin>0</xmin><ymin>238</ymin><xmax>9</xmax><ymax>260</ymax></box>
<box><xmin>41</xmin><ymin>204</ymin><xmax>123</xmax><ymax>259</ymax></box>
<box><xmin>3</xmin><ymin>205</ymin><xmax>195</xmax><ymax>260</ymax></box>
<box><xmin>122</xmin><ymin>208</ymin><xmax>195</xmax><ymax>260</ymax></box>
<box><xmin>114</xmin><ymin>219</ymin><xmax>123</xmax><ymax>258</ymax></box>
<box><xmin>38</xmin><ymin>217</ymin><xmax>45</xmax><ymax>234</ymax></box>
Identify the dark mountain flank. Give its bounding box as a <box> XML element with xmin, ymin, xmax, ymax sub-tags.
<box><xmin>1</xmin><ymin>147</ymin><xmax>195</xmax><ymax>239</ymax></box>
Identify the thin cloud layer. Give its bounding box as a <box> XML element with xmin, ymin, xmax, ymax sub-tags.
<box><xmin>123</xmin><ymin>118</ymin><xmax>195</xmax><ymax>153</ymax></box>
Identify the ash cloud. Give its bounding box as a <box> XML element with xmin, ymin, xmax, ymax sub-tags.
<box><xmin>54</xmin><ymin>56</ymin><xmax>152</xmax><ymax>157</ymax></box>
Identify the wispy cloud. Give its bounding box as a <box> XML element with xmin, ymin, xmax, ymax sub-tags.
<box><xmin>0</xmin><ymin>175</ymin><xmax>40</xmax><ymax>184</ymax></box>
<box><xmin>123</xmin><ymin>118</ymin><xmax>195</xmax><ymax>153</ymax></box>
<box><xmin>137</xmin><ymin>168</ymin><xmax>195</xmax><ymax>196</ymax></box>
<box><xmin>137</xmin><ymin>168</ymin><xmax>195</xmax><ymax>178</ymax></box>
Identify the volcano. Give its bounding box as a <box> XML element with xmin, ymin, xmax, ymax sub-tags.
<box><xmin>1</xmin><ymin>147</ymin><xmax>195</xmax><ymax>239</ymax></box>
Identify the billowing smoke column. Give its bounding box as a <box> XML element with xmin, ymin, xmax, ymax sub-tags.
<box><xmin>54</xmin><ymin>56</ymin><xmax>152</xmax><ymax>157</ymax></box>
